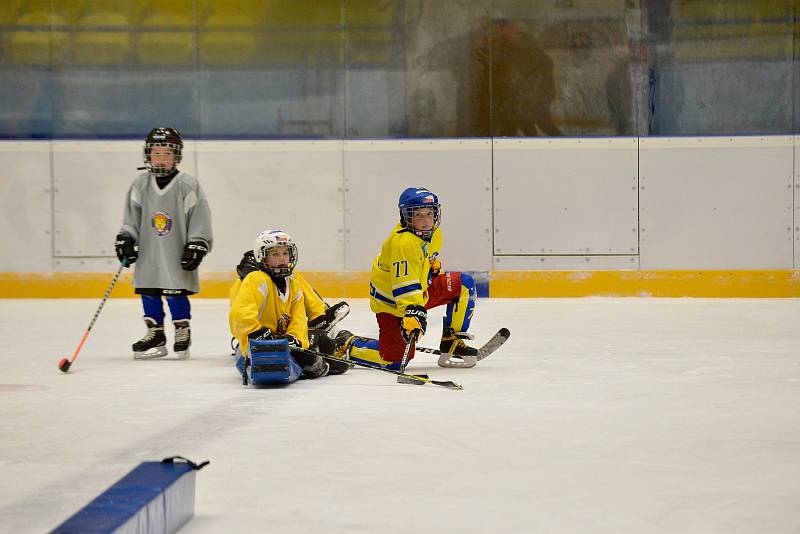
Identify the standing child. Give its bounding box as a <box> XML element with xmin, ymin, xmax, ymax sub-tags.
<box><xmin>115</xmin><ymin>127</ymin><xmax>213</xmax><ymax>360</ymax></box>
<box><xmin>335</xmin><ymin>187</ymin><xmax>479</xmax><ymax>370</ymax></box>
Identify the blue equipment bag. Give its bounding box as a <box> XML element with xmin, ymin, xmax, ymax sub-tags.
<box><xmin>236</xmin><ymin>338</ymin><xmax>302</xmax><ymax>385</ymax></box>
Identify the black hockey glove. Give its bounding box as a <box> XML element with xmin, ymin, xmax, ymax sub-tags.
<box><xmin>236</xmin><ymin>251</ymin><xmax>262</xmax><ymax>280</ymax></box>
<box><xmin>307</xmin><ymin>315</ymin><xmax>328</xmax><ymax>330</ymax></box>
<box><xmin>181</xmin><ymin>240</ymin><xmax>208</xmax><ymax>271</ymax></box>
<box><xmin>401</xmin><ymin>304</ymin><xmax>427</xmax><ymax>343</ymax></box>
<box><xmin>307</xmin><ymin>301</ymin><xmax>350</xmax><ymax>332</ymax></box>
<box><xmin>114</xmin><ymin>233</ymin><xmax>137</xmax><ymax>266</ymax></box>
<box><xmin>291</xmin><ymin>350</ymin><xmax>328</xmax><ymax>379</ymax></box>
<box><xmin>283</xmin><ymin>335</ymin><xmax>301</xmax><ymax>348</ymax></box>
<box><xmin>248</xmin><ymin>327</ymin><xmax>272</xmax><ymax>340</ymax></box>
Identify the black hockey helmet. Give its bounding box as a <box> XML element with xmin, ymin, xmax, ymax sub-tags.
<box><xmin>143</xmin><ymin>127</ymin><xmax>183</xmax><ymax>177</ymax></box>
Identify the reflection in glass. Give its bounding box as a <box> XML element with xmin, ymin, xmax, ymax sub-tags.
<box><xmin>0</xmin><ymin>0</ymin><xmax>798</xmax><ymax>139</ymax></box>
<box><xmin>650</xmin><ymin>0</ymin><xmax>793</xmax><ymax>135</ymax></box>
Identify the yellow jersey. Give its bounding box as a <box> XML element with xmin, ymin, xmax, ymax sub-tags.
<box><xmin>230</xmin><ymin>271</ymin><xmax>326</xmax><ymax>325</ymax></box>
<box><xmin>229</xmin><ymin>271</ymin><xmax>308</xmax><ymax>355</ymax></box>
<box><xmin>369</xmin><ymin>223</ymin><xmax>442</xmax><ymax>317</ymax></box>
<box><xmin>292</xmin><ymin>272</ymin><xmax>327</xmax><ymax>324</ymax></box>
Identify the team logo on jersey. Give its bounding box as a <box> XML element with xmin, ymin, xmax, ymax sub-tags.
<box><xmin>151</xmin><ymin>210</ymin><xmax>173</xmax><ymax>236</ymax></box>
<box><xmin>277</xmin><ymin>314</ymin><xmax>291</xmax><ymax>336</ymax></box>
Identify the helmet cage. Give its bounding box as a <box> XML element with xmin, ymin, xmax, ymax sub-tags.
<box><xmin>143</xmin><ymin>128</ymin><xmax>183</xmax><ymax>177</ymax></box>
<box><xmin>400</xmin><ymin>205</ymin><xmax>441</xmax><ymax>240</ymax></box>
<box><xmin>253</xmin><ymin>231</ymin><xmax>298</xmax><ymax>278</ymax></box>
<box><xmin>398</xmin><ymin>187</ymin><xmax>441</xmax><ymax>240</ymax></box>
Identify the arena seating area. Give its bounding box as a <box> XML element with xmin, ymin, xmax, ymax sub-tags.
<box><xmin>671</xmin><ymin>0</ymin><xmax>796</xmax><ymax>60</ymax></box>
<box><xmin>0</xmin><ymin>0</ymin><xmax>394</xmax><ymax>66</ymax></box>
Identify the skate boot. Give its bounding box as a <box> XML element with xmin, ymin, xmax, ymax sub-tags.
<box><xmin>438</xmin><ymin>328</ymin><xmax>477</xmax><ymax>368</ymax></box>
<box><xmin>132</xmin><ymin>317</ymin><xmax>167</xmax><ymax>360</ymax></box>
<box><xmin>324</xmin><ymin>329</ymin><xmax>354</xmax><ymax>375</ymax></box>
<box><xmin>173</xmin><ymin>320</ymin><xmax>191</xmax><ymax>360</ymax></box>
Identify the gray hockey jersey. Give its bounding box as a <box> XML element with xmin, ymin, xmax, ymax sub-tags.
<box><xmin>120</xmin><ymin>172</ymin><xmax>213</xmax><ymax>294</ymax></box>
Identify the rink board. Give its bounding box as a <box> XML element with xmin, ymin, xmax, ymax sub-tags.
<box><xmin>1</xmin><ymin>270</ymin><xmax>799</xmax><ymax>298</ymax></box>
<box><xmin>2</xmin><ymin>136</ymin><xmax>798</xmax><ymax>274</ymax></box>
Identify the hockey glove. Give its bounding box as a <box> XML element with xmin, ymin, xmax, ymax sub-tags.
<box><xmin>401</xmin><ymin>304</ymin><xmax>427</xmax><ymax>343</ymax></box>
<box><xmin>307</xmin><ymin>301</ymin><xmax>350</xmax><ymax>333</ymax></box>
<box><xmin>283</xmin><ymin>335</ymin><xmax>301</xmax><ymax>348</ymax></box>
<box><xmin>181</xmin><ymin>240</ymin><xmax>208</xmax><ymax>271</ymax></box>
<box><xmin>114</xmin><ymin>233</ymin><xmax>137</xmax><ymax>266</ymax></box>
<box><xmin>429</xmin><ymin>253</ymin><xmax>441</xmax><ymax>276</ymax></box>
<box><xmin>248</xmin><ymin>327</ymin><xmax>272</xmax><ymax>340</ymax></box>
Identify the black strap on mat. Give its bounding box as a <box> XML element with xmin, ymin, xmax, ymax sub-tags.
<box><xmin>161</xmin><ymin>456</ymin><xmax>210</xmax><ymax>470</ymax></box>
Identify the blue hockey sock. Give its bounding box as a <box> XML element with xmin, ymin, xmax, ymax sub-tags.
<box><xmin>141</xmin><ymin>295</ymin><xmax>166</xmax><ymax>325</ymax></box>
<box><xmin>166</xmin><ymin>295</ymin><xmax>191</xmax><ymax>321</ymax></box>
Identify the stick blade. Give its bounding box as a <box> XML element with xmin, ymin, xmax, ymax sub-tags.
<box><xmin>431</xmin><ymin>380</ymin><xmax>463</xmax><ymax>390</ymax></box>
<box><xmin>397</xmin><ymin>374</ymin><xmax>426</xmax><ymax>385</ymax></box>
<box><xmin>58</xmin><ymin>358</ymin><xmax>71</xmax><ymax>373</ymax></box>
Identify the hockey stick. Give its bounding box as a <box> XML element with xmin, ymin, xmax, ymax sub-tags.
<box><xmin>397</xmin><ymin>333</ymin><xmax>415</xmax><ymax>375</ymax></box>
<box><xmin>58</xmin><ymin>262</ymin><xmax>126</xmax><ymax>373</ymax></box>
<box><xmin>294</xmin><ymin>347</ymin><xmax>463</xmax><ymax>390</ymax></box>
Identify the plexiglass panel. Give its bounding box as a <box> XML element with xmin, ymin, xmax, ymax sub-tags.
<box><xmin>0</xmin><ymin>0</ymin><xmax>798</xmax><ymax>139</ymax></box>
<box><xmin>649</xmin><ymin>0</ymin><xmax>794</xmax><ymax>135</ymax></box>
<box><xmin>199</xmin><ymin>0</ymin><xmax>346</xmax><ymax>138</ymax></box>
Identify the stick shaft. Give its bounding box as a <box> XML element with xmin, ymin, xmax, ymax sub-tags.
<box><xmin>66</xmin><ymin>263</ymin><xmax>126</xmax><ymax>366</ymax></box>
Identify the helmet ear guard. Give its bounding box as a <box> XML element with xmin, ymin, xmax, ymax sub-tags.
<box><xmin>398</xmin><ymin>186</ymin><xmax>441</xmax><ymax>240</ymax></box>
<box><xmin>143</xmin><ymin>127</ymin><xmax>183</xmax><ymax>177</ymax></box>
<box><xmin>252</xmin><ymin>229</ymin><xmax>298</xmax><ymax>278</ymax></box>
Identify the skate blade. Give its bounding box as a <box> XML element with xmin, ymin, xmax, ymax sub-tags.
<box><xmin>174</xmin><ymin>348</ymin><xmax>191</xmax><ymax>360</ymax></box>
<box><xmin>133</xmin><ymin>346</ymin><xmax>168</xmax><ymax>360</ymax></box>
<box><xmin>437</xmin><ymin>353</ymin><xmax>477</xmax><ymax>368</ymax></box>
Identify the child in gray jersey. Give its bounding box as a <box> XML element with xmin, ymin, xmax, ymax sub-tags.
<box><xmin>115</xmin><ymin>127</ymin><xmax>213</xmax><ymax>360</ymax></box>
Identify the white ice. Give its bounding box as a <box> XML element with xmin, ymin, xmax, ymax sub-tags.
<box><xmin>1</xmin><ymin>298</ymin><xmax>799</xmax><ymax>533</ymax></box>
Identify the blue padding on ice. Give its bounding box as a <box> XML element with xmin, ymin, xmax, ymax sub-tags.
<box><xmin>242</xmin><ymin>339</ymin><xmax>302</xmax><ymax>385</ymax></box>
<box><xmin>51</xmin><ymin>461</ymin><xmax>196</xmax><ymax>534</ymax></box>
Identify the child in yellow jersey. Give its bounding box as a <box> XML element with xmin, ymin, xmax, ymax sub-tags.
<box><xmin>229</xmin><ymin>229</ymin><xmax>348</xmax><ymax>379</ymax></box>
<box><xmin>232</xmin><ymin>250</ymin><xmax>350</xmax><ymax>336</ymax></box>
<box><xmin>335</xmin><ymin>187</ymin><xmax>479</xmax><ymax>371</ymax></box>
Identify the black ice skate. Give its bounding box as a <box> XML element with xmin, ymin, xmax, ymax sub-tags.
<box><xmin>438</xmin><ymin>328</ymin><xmax>477</xmax><ymax>368</ymax></box>
<box><xmin>132</xmin><ymin>317</ymin><xmax>167</xmax><ymax>360</ymax></box>
<box><xmin>324</xmin><ymin>329</ymin><xmax>354</xmax><ymax>375</ymax></box>
<box><xmin>173</xmin><ymin>320</ymin><xmax>191</xmax><ymax>360</ymax></box>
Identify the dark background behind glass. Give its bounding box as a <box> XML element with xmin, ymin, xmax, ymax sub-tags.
<box><xmin>0</xmin><ymin>0</ymin><xmax>796</xmax><ymax>139</ymax></box>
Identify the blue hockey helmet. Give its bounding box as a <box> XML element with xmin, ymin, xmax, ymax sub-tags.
<box><xmin>398</xmin><ymin>187</ymin><xmax>441</xmax><ymax>240</ymax></box>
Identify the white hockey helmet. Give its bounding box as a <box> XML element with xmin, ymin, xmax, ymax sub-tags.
<box><xmin>252</xmin><ymin>229</ymin><xmax>298</xmax><ymax>278</ymax></box>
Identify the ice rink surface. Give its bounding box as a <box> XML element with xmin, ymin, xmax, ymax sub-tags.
<box><xmin>1</xmin><ymin>297</ymin><xmax>799</xmax><ymax>533</ymax></box>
